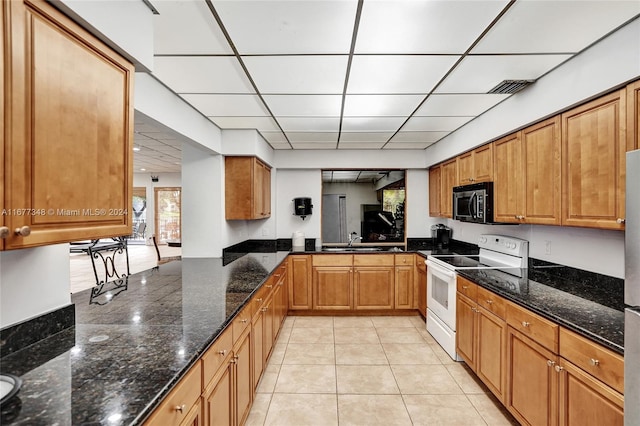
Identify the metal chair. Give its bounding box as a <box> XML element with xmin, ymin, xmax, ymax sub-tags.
<box><xmin>87</xmin><ymin>236</ymin><xmax>130</xmax><ymax>304</ymax></box>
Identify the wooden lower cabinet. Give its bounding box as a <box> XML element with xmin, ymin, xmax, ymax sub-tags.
<box><xmin>557</xmin><ymin>358</ymin><xmax>624</xmax><ymax>426</ymax></box>
<box><xmin>288</xmin><ymin>255</ymin><xmax>312</xmax><ymax>310</ymax></box>
<box><xmin>182</xmin><ymin>400</ymin><xmax>203</xmax><ymax>426</ymax></box>
<box><xmin>506</xmin><ymin>326</ymin><xmax>559</xmax><ymax>426</ymax></box>
<box><xmin>234</xmin><ymin>329</ymin><xmax>252</xmax><ymax>426</ymax></box>
<box><xmin>353</xmin><ymin>266</ymin><xmax>394</xmax><ymax>309</ymax></box>
<box><xmin>456</xmin><ymin>282</ymin><xmax>507</xmax><ymax>401</ymax></box>
<box><xmin>395</xmin><ymin>254</ymin><xmax>414</xmax><ymax>309</ymax></box>
<box><xmin>416</xmin><ymin>258</ymin><xmax>427</xmax><ymax>318</ymax></box>
<box><xmin>313</xmin><ymin>266</ymin><xmax>353</xmax><ymax>310</ymax></box>
<box><xmin>204</xmin><ymin>360</ymin><xmax>233</xmax><ymax>426</ymax></box>
<box><xmin>145</xmin><ymin>362</ymin><xmax>203</xmax><ymax>426</ymax></box>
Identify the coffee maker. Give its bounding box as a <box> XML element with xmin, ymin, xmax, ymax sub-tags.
<box><xmin>431</xmin><ymin>224</ymin><xmax>452</xmax><ymax>249</ymax></box>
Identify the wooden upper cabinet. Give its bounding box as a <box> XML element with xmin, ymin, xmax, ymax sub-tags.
<box><xmin>628</xmin><ymin>79</ymin><xmax>640</xmax><ymax>150</ymax></box>
<box><xmin>493</xmin><ymin>133</ymin><xmax>523</xmax><ymax>224</ymax></box>
<box><xmin>440</xmin><ymin>159</ymin><xmax>458</xmax><ymax>218</ymax></box>
<box><xmin>428</xmin><ymin>166</ymin><xmax>441</xmax><ymax>217</ymax></box>
<box><xmin>495</xmin><ymin>118</ymin><xmax>562</xmax><ymax>225</ymax></box>
<box><xmin>458</xmin><ymin>144</ymin><xmax>493</xmax><ymax>185</ymax></box>
<box><xmin>2</xmin><ymin>0</ymin><xmax>134</xmax><ymax>250</ymax></box>
<box><xmin>561</xmin><ymin>88</ymin><xmax>627</xmax><ymax>230</ymax></box>
<box><xmin>225</xmin><ymin>156</ymin><xmax>272</xmax><ymax>220</ymax></box>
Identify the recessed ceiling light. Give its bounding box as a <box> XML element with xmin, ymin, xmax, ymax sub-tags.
<box><xmin>140</xmin><ymin>168</ymin><xmax>146</xmax><ymax>171</ymax></box>
<box><xmin>133</xmin><ymin>146</ymin><xmax>141</xmax><ymax>152</ymax></box>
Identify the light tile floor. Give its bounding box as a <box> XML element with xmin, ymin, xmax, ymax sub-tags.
<box><xmin>70</xmin><ymin>243</ymin><xmax>181</xmax><ymax>293</ymax></box>
<box><xmin>246</xmin><ymin>315</ymin><xmax>518</xmax><ymax>426</ymax></box>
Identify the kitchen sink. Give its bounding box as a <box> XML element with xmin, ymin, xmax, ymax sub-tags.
<box><xmin>321</xmin><ymin>247</ymin><xmax>383</xmax><ymax>252</ymax></box>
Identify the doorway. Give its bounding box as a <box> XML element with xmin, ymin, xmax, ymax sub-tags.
<box><xmin>154</xmin><ymin>187</ymin><xmax>181</xmax><ymax>243</ymax></box>
<box><xmin>321</xmin><ymin>194</ymin><xmax>347</xmax><ymax>243</ymax></box>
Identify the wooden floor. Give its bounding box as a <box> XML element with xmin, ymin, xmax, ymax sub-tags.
<box><xmin>69</xmin><ymin>242</ymin><xmax>182</xmax><ymax>294</ymax></box>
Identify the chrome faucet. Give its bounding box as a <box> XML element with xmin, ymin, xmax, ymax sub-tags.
<box><xmin>348</xmin><ymin>232</ymin><xmax>362</xmax><ymax>247</ymax></box>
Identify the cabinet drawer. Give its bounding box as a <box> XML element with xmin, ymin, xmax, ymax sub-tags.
<box><xmin>395</xmin><ymin>254</ymin><xmax>414</xmax><ymax>266</ymax></box>
<box><xmin>313</xmin><ymin>254</ymin><xmax>353</xmax><ymax>266</ymax></box>
<box><xmin>559</xmin><ymin>327</ymin><xmax>624</xmax><ymax>394</ymax></box>
<box><xmin>507</xmin><ymin>302</ymin><xmax>558</xmax><ymax>352</ymax></box>
<box><xmin>476</xmin><ymin>286</ymin><xmax>506</xmax><ymax>319</ymax></box>
<box><xmin>456</xmin><ymin>276</ymin><xmax>477</xmax><ymax>301</ymax></box>
<box><xmin>354</xmin><ymin>254</ymin><xmax>394</xmax><ymax>266</ymax></box>
<box><xmin>202</xmin><ymin>327</ymin><xmax>233</xmax><ymax>387</ymax></box>
<box><xmin>251</xmin><ymin>283</ymin><xmax>271</xmax><ymax>316</ymax></box>
<box><xmin>144</xmin><ymin>361</ymin><xmax>202</xmax><ymax>426</ymax></box>
<box><xmin>232</xmin><ymin>305</ymin><xmax>252</xmax><ymax>342</ymax></box>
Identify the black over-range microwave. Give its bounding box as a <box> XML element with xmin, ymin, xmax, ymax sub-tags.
<box><xmin>452</xmin><ymin>182</ymin><xmax>495</xmax><ymax>224</ymax></box>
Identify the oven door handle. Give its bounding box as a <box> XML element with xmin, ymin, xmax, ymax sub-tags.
<box><xmin>469</xmin><ymin>192</ymin><xmax>477</xmax><ymax>219</ymax></box>
<box><xmin>426</xmin><ymin>260</ymin><xmax>456</xmax><ymax>280</ymax></box>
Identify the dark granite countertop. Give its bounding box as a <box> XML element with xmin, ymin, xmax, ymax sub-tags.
<box><xmin>0</xmin><ymin>245</ymin><xmax>625</xmax><ymax>425</ymax></box>
<box><xmin>456</xmin><ymin>266</ymin><xmax>624</xmax><ymax>355</ymax></box>
<box><xmin>1</xmin><ymin>252</ymin><xmax>288</xmax><ymax>426</ymax></box>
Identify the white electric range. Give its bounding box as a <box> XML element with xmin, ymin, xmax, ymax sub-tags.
<box><xmin>425</xmin><ymin>234</ymin><xmax>529</xmax><ymax>361</ymax></box>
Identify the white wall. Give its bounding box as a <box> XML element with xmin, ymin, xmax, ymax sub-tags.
<box><xmin>0</xmin><ymin>244</ymin><xmax>71</xmax><ymax>328</ymax></box>
<box><xmin>406</xmin><ymin>169</ymin><xmax>438</xmax><ymax>238</ymax></box>
<box><xmin>276</xmin><ymin>170</ymin><xmax>322</xmax><ymax>242</ymax></box>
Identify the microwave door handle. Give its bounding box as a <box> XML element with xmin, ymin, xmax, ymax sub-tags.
<box><xmin>469</xmin><ymin>192</ymin><xmax>477</xmax><ymax>218</ymax></box>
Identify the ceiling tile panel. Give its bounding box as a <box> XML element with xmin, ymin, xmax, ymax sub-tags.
<box><xmin>263</xmin><ymin>95</ymin><xmax>342</xmax><ymax>116</ymax></box>
<box><xmin>472</xmin><ymin>1</ymin><xmax>640</xmax><ymax>54</ymax></box>
<box><xmin>211</xmin><ymin>0</ymin><xmax>358</xmax><ymax>54</ymax></box>
<box><xmin>390</xmin><ymin>131</ymin><xmax>450</xmax><ymax>143</ymax></box>
<box><xmin>337</xmin><ymin>141</ymin><xmax>386</xmax><ymax>149</ymax></box>
<box><xmin>290</xmin><ymin>142</ymin><xmax>338</xmax><ymax>150</ymax></box>
<box><xmin>347</xmin><ymin>55</ymin><xmax>460</xmax><ymax>94</ymax></box>
<box><xmin>259</xmin><ymin>131</ymin><xmax>288</xmax><ymax>144</ymax></box>
<box><xmin>341</xmin><ymin>116</ymin><xmax>406</xmax><ymax>132</ymax></box>
<box><xmin>402</xmin><ymin>116</ymin><xmax>474</xmax><ymax>132</ymax></box>
<box><xmin>384</xmin><ymin>141</ymin><xmax>434</xmax><ymax>149</ymax></box>
<box><xmin>181</xmin><ymin>94</ymin><xmax>270</xmax><ymax>117</ymax></box>
<box><xmin>436</xmin><ymin>54</ymin><xmax>572</xmax><ymax>94</ymax></box>
<box><xmin>152</xmin><ymin>0</ymin><xmax>232</xmax><ymax>54</ymax></box>
<box><xmin>339</xmin><ymin>132</ymin><xmax>395</xmax><ymax>142</ymax></box>
<box><xmin>242</xmin><ymin>56</ymin><xmax>348</xmax><ymax>94</ymax></box>
<box><xmin>284</xmin><ymin>132</ymin><xmax>339</xmax><ymax>143</ymax></box>
<box><xmin>209</xmin><ymin>116</ymin><xmax>280</xmax><ymax>132</ymax></box>
<box><xmin>414</xmin><ymin>94</ymin><xmax>509</xmax><ymax>116</ymax></box>
<box><xmin>278</xmin><ymin>117</ymin><xmax>340</xmax><ymax>132</ymax></box>
<box><xmin>343</xmin><ymin>95</ymin><xmax>424</xmax><ymax>116</ymax></box>
<box><xmin>153</xmin><ymin>57</ymin><xmax>254</xmax><ymax>93</ymax></box>
<box><xmin>356</xmin><ymin>0</ymin><xmax>510</xmax><ymax>54</ymax></box>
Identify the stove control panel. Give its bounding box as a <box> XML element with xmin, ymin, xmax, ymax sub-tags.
<box><xmin>478</xmin><ymin>234</ymin><xmax>529</xmax><ymax>258</ymax></box>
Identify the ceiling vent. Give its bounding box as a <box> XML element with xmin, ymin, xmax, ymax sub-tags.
<box><xmin>488</xmin><ymin>79</ymin><xmax>535</xmax><ymax>94</ymax></box>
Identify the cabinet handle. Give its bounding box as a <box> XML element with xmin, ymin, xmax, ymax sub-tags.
<box><xmin>462</xmin><ymin>285</ymin><xmax>468</xmax><ymax>290</ymax></box>
<box><xmin>486</xmin><ymin>300</ymin><xmax>493</xmax><ymax>305</ymax></box>
<box><xmin>261</xmin><ymin>307</ymin><xmax>267</xmax><ymax>312</ymax></box>
<box><xmin>616</xmin><ymin>218</ymin><xmax>625</xmax><ymax>224</ymax></box>
<box><xmin>218</xmin><ymin>350</ymin><xmax>227</xmax><ymax>356</ymax></box>
<box><xmin>241</xmin><ymin>319</ymin><xmax>248</xmax><ymax>323</ymax></box>
<box><xmin>233</xmin><ymin>355</ymin><xmax>239</xmax><ymax>360</ymax></box>
<box><xmin>175</xmin><ymin>404</ymin><xmax>186</xmax><ymax>413</ymax></box>
<box><xmin>0</xmin><ymin>227</ymin><xmax>9</xmax><ymax>239</ymax></box>
<box><xmin>547</xmin><ymin>360</ymin><xmax>555</xmax><ymax>367</ymax></box>
<box><xmin>266</xmin><ymin>285</ymin><xmax>273</xmax><ymax>288</ymax></box>
<box><xmin>521</xmin><ymin>321</ymin><xmax>530</xmax><ymax>327</ymax></box>
<box><xmin>554</xmin><ymin>365</ymin><xmax>564</xmax><ymax>373</ymax></box>
<box><xmin>590</xmin><ymin>358</ymin><xmax>600</xmax><ymax>366</ymax></box>
<box><xmin>256</xmin><ymin>298</ymin><xmax>263</xmax><ymax>302</ymax></box>
<box><xmin>14</xmin><ymin>226</ymin><xmax>31</xmax><ymax>237</ymax></box>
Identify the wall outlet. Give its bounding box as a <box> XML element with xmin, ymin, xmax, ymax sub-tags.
<box><xmin>545</xmin><ymin>241</ymin><xmax>552</xmax><ymax>255</ymax></box>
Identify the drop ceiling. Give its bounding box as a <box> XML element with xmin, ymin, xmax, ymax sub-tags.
<box><xmin>135</xmin><ymin>0</ymin><xmax>640</xmax><ymax>172</ymax></box>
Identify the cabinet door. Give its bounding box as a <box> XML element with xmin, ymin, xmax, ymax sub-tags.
<box><xmin>4</xmin><ymin>0</ymin><xmax>134</xmax><ymax>249</ymax></box>
<box><xmin>457</xmin><ymin>151</ymin><xmax>474</xmax><ymax>185</ymax></box>
<box><xmin>395</xmin><ymin>265</ymin><xmax>414</xmax><ymax>309</ymax></box>
<box><xmin>234</xmin><ymin>330</ymin><xmax>253</xmax><ymax>426</ymax></box>
<box><xmin>251</xmin><ymin>308</ymin><xmax>265</xmax><ymax>393</ymax></box>
<box><xmin>313</xmin><ymin>267</ymin><xmax>353</xmax><ymax>310</ymax></box>
<box><xmin>353</xmin><ymin>266</ymin><xmax>394</xmax><ymax>310</ymax></box>
<box><xmin>440</xmin><ymin>159</ymin><xmax>458</xmax><ymax>218</ymax></box>
<box><xmin>416</xmin><ymin>263</ymin><xmax>427</xmax><ymax>318</ymax></box>
<box><xmin>522</xmin><ymin>117</ymin><xmax>562</xmax><ymax>225</ymax></box>
<box><xmin>557</xmin><ymin>359</ymin><xmax>623</xmax><ymax>426</ymax></box>
<box><xmin>493</xmin><ymin>133</ymin><xmax>522</xmax><ymax>223</ymax></box>
<box><xmin>506</xmin><ymin>327</ymin><xmax>558</xmax><ymax>426</ymax></box>
<box><xmin>429</xmin><ymin>166</ymin><xmax>441</xmax><ymax>217</ymax></box>
<box><xmin>262</xmin><ymin>296</ymin><xmax>274</xmax><ymax>361</ymax></box>
<box><xmin>180</xmin><ymin>400</ymin><xmax>203</xmax><ymax>426</ymax></box>
<box><xmin>253</xmin><ymin>160</ymin><xmax>271</xmax><ymax>219</ymax></box>
<box><xmin>204</xmin><ymin>363</ymin><xmax>233</xmax><ymax>426</ymax></box>
<box><xmin>456</xmin><ymin>293</ymin><xmax>476</xmax><ymax>369</ymax></box>
<box><xmin>476</xmin><ymin>306</ymin><xmax>507</xmax><ymax>402</ymax></box>
<box><xmin>628</xmin><ymin>79</ymin><xmax>640</xmax><ymax>150</ymax></box>
<box><xmin>262</xmin><ymin>164</ymin><xmax>271</xmax><ymax>217</ymax></box>
<box><xmin>561</xmin><ymin>89</ymin><xmax>627</xmax><ymax>229</ymax></box>
<box><xmin>288</xmin><ymin>255</ymin><xmax>312</xmax><ymax>310</ymax></box>
<box><xmin>473</xmin><ymin>144</ymin><xmax>493</xmax><ymax>183</ymax></box>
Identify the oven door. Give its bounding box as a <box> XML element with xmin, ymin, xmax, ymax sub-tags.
<box><xmin>426</xmin><ymin>259</ymin><xmax>457</xmax><ymax>330</ymax></box>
